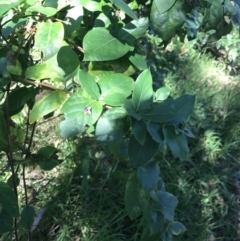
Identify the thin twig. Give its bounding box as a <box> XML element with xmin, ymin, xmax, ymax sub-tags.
<box><xmin>22</xmin><ymin>79</ymin><xmax>71</xmax><ymax>94</ymax></box>
<box><xmin>66</xmin><ymin>39</ymin><xmax>84</xmax><ymax>53</ymax></box>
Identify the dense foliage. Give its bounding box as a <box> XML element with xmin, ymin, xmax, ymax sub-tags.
<box><xmin>0</xmin><ymin>0</ymin><xmax>238</xmax><ymax>240</ymax></box>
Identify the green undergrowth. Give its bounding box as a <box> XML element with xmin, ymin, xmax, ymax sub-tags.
<box><xmin>155</xmin><ymin>40</ymin><xmax>240</xmax><ymax>240</ymax></box>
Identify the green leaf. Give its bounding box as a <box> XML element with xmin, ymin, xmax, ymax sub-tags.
<box><xmin>125</xmin><ymin>172</ymin><xmax>149</xmax><ymax>220</ymax></box>
<box><xmin>173</xmin><ymin>94</ymin><xmax>195</xmax><ymax>122</ymax></box>
<box><xmin>94</xmin><ymin>12</ymin><xmax>111</xmax><ymax>28</ymax></box>
<box><xmin>83</xmin><ymin>28</ymin><xmax>132</xmax><ymax>61</ymax></box>
<box><xmin>59</xmin><ymin>118</ymin><xmax>85</xmax><ymax>139</ymax></box>
<box><xmin>128</xmin><ymin>52</ymin><xmax>148</xmax><ymax>70</ymax></box>
<box><xmin>149</xmin><ymin>211</ymin><xmax>165</xmax><ymax>235</ymax></box>
<box><xmin>129</xmin><ymin>134</ymin><xmax>159</xmax><ymax>167</ymax></box>
<box><xmin>7</xmin><ymin>87</ymin><xmax>37</xmax><ymax>116</ymax></box>
<box><xmin>26</xmin><ymin>6</ymin><xmax>57</xmax><ymax>17</ymax></box>
<box><xmin>0</xmin><ymin>58</ymin><xmax>9</xmax><ymax>78</ymax></box>
<box><xmin>132</xmin><ymin>119</ymin><xmax>147</xmax><ymax>145</ymax></box>
<box><xmin>138</xmin><ymin>101</ymin><xmax>175</xmax><ymax>122</ymax></box>
<box><xmin>60</xmin><ymin>91</ymin><xmax>103</xmax><ymax>138</ymax></box>
<box><xmin>124</xmin><ymin>99</ymin><xmax>142</xmax><ymax>120</ymax></box>
<box><xmin>137</xmin><ymin>161</ymin><xmax>160</xmax><ymax>192</ymax></box>
<box><xmin>152</xmin><ymin>0</ymin><xmax>177</xmax><ymax>15</ymax></box>
<box><xmin>56</xmin><ymin>43</ymin><xmax>80</xmax><ymax>81</ymax></box>
<box><xmin>20</xmin><ymin>205</ymin><xmax>35</xmax><ymax>230</ymax></box>
<box><xmin>95</xmin><ymin>107</ymin><xmax>130</xmax><ymax>145</ymax></box>
<box><xmin>110</xmin><ymin>0</ymin><xmax>138</xmax><ymax>20</ymax></box>
<box><xmin>64</xmin><ymin>4</ymin><xmax>83</xmax><ymax>37</ymax></box>
<box><xmin>78</xmin><ymin>70</ymin><xmax>100</xmax><ymax>100</ymax></box>
<box><xmin>98</xmin><ymin>73</ymin><xmax>134</xmax><ymax>106</ymax></box>
<box><xmin>163</xmin><ymin>125</ymin><xmax>189</xmax><ymax>160</ymax></box>
<box><xmin>7</xmin><ymin>59</ymin><xmax>22</xmax><ymax>76</ymax></box>
<box><xmin>202</xmin><ymin>1</ymin><xmax>224</xmax><ymax>31</ymax></box>
<box><xmin>37</xmin><ymin>146</ymin><xmax>57</xmax><ymax>159</ymax></box>
<box><xmin>0</xmin><ymin>182</ymin><xmax>19</xmax><ymax>217</ymax></box>
<box><xmin>0</xmin><ymin>210</ymin><xmax>13</xmax><ymax>234</ymax></box>
<box><xmin>107</xmin><ymin>138</ymin><xmax>129</xmax><ymax>159</ymax></box>
<box><xmin>147</xmin><ymin>122</ymin><xmax>164</xmax><ymax>144</ymax></box>
<box><xmin>151</xmin><ymin>191</ymin><xmax>178</xmax><ymax>221</ymax></box>
<box><xmin>0</xmin><ymin>111</ymin><xmax>8</xmax><ymax>152</ymax></box>
<box><xmin>30</xmin><ymin>90</ymin><xmax>67</xmax><ymax>123</ymax></box>
<box><xmin>35</xmin><ymin>21</ymin><xmax>64</xmax><ymax>60</ymax></box>
<box><xmin>25</xmin><ymin>63</ymin><xmax>51</xmax><ymax>80</ymax></box>
<box><xmin>26</xmin><ymin>42</ymin><xmax>79</xmax><ymax>82</ymax></box>
<box><xmin>150</xmin><ymin>0</ymin><xmax>188</xmax><ymax>41</ymax></box>
<box><xmin>78</xmin><ymin>0</ymin><xmax>109</xmax><ymax>12</ymax></box>
<box><xmin>39</xmin><ymin>160</ymin><xmax>60</xmax><ymax>171</ymax></box>
<box><xmin>140</xmin><ymin>95</ymin><xmax>195</xmax><ymax>122</ymax></box>
<box><xmin>155</xmin><ymin>87</ymin><xmax>170</xmax><ymax>101</ymax></box>
<box><xmin>7</xmin><ymin>175</ymin><xmax>20</xmax><ymax>189</ymax></box>
<box><xmin>162</xmin><ymin>230</ymin><xmax>173</xmax><ymax>241</ymax></box>
<box><xmin>167</xmin><ymin>221</ymin><xmax>186</xmax><ymax>236</ymax></box>
<box><xmin>119</xmin><ymin>18</ymin><xmax>149</xmax><ymax>44</ymax></box>
<box><xmin>0</xmin><ymin>0</ymin><xmax>24</xmax><ymax>18</ymax></box>
<box><xmin>132</xmin><ymin>69</ymin><xmax>153</xmax><ymax>112</ymax></box>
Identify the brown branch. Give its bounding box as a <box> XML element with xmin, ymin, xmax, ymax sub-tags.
<box><xmin>22</xmin><ymin>79</ymin><xmax>71</xmax><ymax>94</ymax></box>
<box><xmin>66</xmin><ymin>39</ymin><xmax>84</xmax><ymax>53</ymax></box>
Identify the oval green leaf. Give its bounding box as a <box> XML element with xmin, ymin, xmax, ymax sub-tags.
<box><xmin>151</xmin><ymin>0</ymin><xmax>177</xmax><ymax>15</ymax></box>
<box><xmin>128</xmin><ymin>134</ymin><xmax>159</xmax><ymax>167</ymax></box>
<box><xmin>132</xmin><ymin>119</ymin><xmax>147</xmax><ymax>145</ymax></box>
<box><xmin>95</xmin><ymin>107</ymin><xmax>130</xmax><ymax>145</ymax></box>
<box><xmin>20</xmin><ymin>205</ymin><xmax>35</xmax><ymax>230</ymax></box>
<box><xmin>35</xmin><ymin>21</ymin><xmax>64</xmax><ymax>60</ymax></box>
<box><xmin>137</xmin><ymin>161</ymin><xmax>160</xmax><ymax>192</ymax></box>
<box><xmin>119</xmin><ymin>18</ymin><xmax>149</xmax><ymax>44</ymax></box>
<box><xmin>151</xmin><ymin>190</ymin><xmax>178</xmax><ymax>221</ymax></box>
<box><xmin>162</xmin><ymin>125</ymin><xmax>189</xmax><ymax>160</ymax></box>
<box><xmin>98</xmin><ymin>73</ymin><xmax>134</xmax><ymax>106</ymax></box>
<box><xmin>0</xmin><ymin>181</ymin><xmax>19</xmax><ymax>217</ymax></box>
<box><xmin>83</xmin><ymin>28</ymin><xmax>132</xmax><ymax>61</ymax></box>
<box><xmin>125</xmin><ymin>172</ymin><xmax>149</xmax><ymax>220</ymax></box>
<box><xmin>78</xmin><ymin>70</ymin><xmax>100</xmax><ymax>100</ymax></box>
<box><xmin>0</xmin><ymin>211</ymin><xmax>13</xmax><ymax>234</ymax></box>
<box><xmin>26</xmin><ymin>6</ymin><xmax>57</xmax><ymax>17</ymax></box>
<box><xmin>30</xmin><ymin>90</ymin><xmax>67</xmax><ymax>123</ymax></box>
<box><xmin>155</xmin><ymin>87</ymin><xmax>170</xmax><ymax>101</ymax></box>
<box><xmin>132</xmin><ymin>69</ymin><xmax>153</xmax><ymax>112</ymax></box>
<box><xmin>167</xmin><ymin>221</ymin><xmax>186</xmax><ymax>236</ymax></box>
<box><xmin>60</xmin><ymin>91</ymin><xmax>103</xmax><ymax>138</ymax></box>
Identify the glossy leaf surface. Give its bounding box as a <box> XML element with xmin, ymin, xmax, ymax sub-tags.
<box><xmin>35</xmin><ymin>22</ymin><xmax>64</xmax><ymax>60</ymax></box>
<box><xmin>78</xmin><ymin>70</ymin><xmax>100</xmax><ymax>100</ymax></box>
<box><xmin>125</xmin><ymin>172</ymin><xmax>149</xmax><ymax>220</ymax></box>
<box><xmin>137</xmin><ymin>161</ymin><xmax>160</xmax><ymax>192</ymax></box>
<box><xmin>132</xmin><ymin>69</ymin><xmax>153</xmax><ymax>112</ymax></box>
<box><xmin>110</xmin><ymin>0</ymin><xmax>138</xmax><ymax>20</ymax></box>
<box><xmin>20</xmin><ymin>205</ymin><xmax>35</xmax><ymax>230</ymax></box>
<box><xmin>95</xmin><ymin>107</ymin><xmax>130</xmax><ymax>145</ymax></box>
<box><xmin>129</xmin><ymin>134</ymin><xmax>159</xmax><ymax>167</ymax></box>
<box><xmin>163</xmin><ymin>125</ymin><xmax>189</xmax><ymax>160</ymax></box>
<box><xmin>151</xmin><ymin>190</ymin><xmax>178</xmax><ymax>221</ymax></box>
<box><xmin>30</xmin><ymin>90</ymin><xmax>67</xmax><ymax>123</ymax></box>
<box><xmin>0</xmin><ymin>182</ymin><xmax>19</xmax><ymax>217</ymax></box>
<box><xmin>83</xmin><ymin>28</ymin><xmax>131</xmax><ymax>61</ymax></box>
<box><xmin>98</xmin><ymin>74</ymin><xmax>134</xmax><ymax>106</ymax></box>
<box><xmin>60</xmin><ymin>91</ymin><xmax>103</xmax><ymax>138</ymax></box>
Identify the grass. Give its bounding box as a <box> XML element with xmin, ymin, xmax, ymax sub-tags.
<box><xmin>1</xmin><ymin>35</ymin><xmax>240</xmax><ymax>241</ymax></box>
